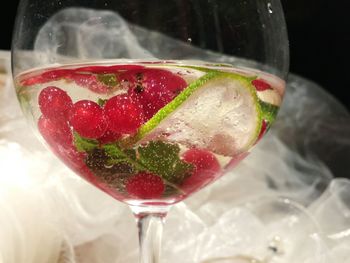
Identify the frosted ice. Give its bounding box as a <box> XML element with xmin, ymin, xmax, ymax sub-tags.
<box><xmin>143</xmin><ymin>76</ymin><xmax>260</xmax><ymax>157</ymax></box>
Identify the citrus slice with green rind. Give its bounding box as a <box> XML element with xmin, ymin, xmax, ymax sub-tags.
<box><xmin>135</xmin><ymin>71</ymin><xmax>263</xmax><ymax>157</ymax></box>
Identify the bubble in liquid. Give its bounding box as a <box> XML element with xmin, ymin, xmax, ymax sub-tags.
<box><xmin>267</xmin><ymin>3</ymin><xmax>273</xmax><ymax>14</ymax></box>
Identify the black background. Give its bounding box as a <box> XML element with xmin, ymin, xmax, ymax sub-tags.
<box><xmin>1</xmin><ymin>0</ymin><xmax>349</xmax><ymax>109</ymax></box>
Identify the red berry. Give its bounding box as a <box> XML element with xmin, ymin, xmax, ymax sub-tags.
<box><xmin>41</xmin><ymin>69</ymin><xmax>73</xmax><ymax>81</ymax></box>
<box><xmin>121</xmin><ymin>68</ymin><xmax>187</xmax><ymax>120</ymax></box>
<box><xmin>182</xmin><ymin>148</ymin><xmax>221</xmax><ymax>174</ymax></box>
<box><xmin>126</xmin><ymin>173</ymin><xmax>165</xmax><ymax>199</ymax></box>
<box><xmin>38</xmin><ymin>115</ymin><xmax>90</xmax><ymax>175</ymax></box>
<box><xmin>104</xmin><ymin>94</ymin><xmax>144</xmax><ymax>134</ymax></box>
<box><xmin>38</xmin><ymin>116</ymin><xmax>97</xmax><ymax>189</ymax></box>
<box><xmin>38</xmin><ymin>115</ymin><xmax>72</xmax><ymax>147</ymax></box>
<box><xmin>21</xmin><ymin>69</ymin><xmax>73</xmax><ymax>86</ymax></box>
<box><xmin>181</xmin><ymin>148</ymin><xmax>221</xmax><ymax>192</ymax></box>
<box><xmin>252</xmin><ymin>79</ymin><xmax>272</xmax><ymax>91</ymax></box>
<box><xmin>38</xmin><ymin>86</ymin><xmax>73</xmax><ymax>120</ymax></box>
<box><xmin>69</xmin><ymin>100</ymin><xmax>107</xmax><ymax>139</ymax></box>
<box><xmin>98</xmin><ymin>129</ymin><xmax>122</xmax><ymax>144</ymax></box>
<box><xmin>71</xmin><ymin>73</ymin><xmax>111</xmax><ymax>94</ymax></box>
<box><xmin>21</xmin><ymin>75</ymin><xmax>47</xmax><ymax>86</ymax></box>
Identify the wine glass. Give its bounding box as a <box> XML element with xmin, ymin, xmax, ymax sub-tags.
<box><xmin>11</xmin><ymin>0</ymin><xmax>289</xmax><ymax>262</ymax></box>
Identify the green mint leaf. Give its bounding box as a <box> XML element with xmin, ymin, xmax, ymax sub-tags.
<box><xmin>124</xmin><ymin>149</ymin><xmax>137</xmax><ymax>160</ymax></box>
<box><xmin>97</xmin><ymin>73</ymin><xmax>118</xmax><ymax>87</ymax></box>
<box><xmin>259</xmin><ymin>100</ymin><xmax>279</xmax><ymax>123</ymax></box>
<box><xmin>103</xmin><ymin>143</ymin><xmax>144</xmax><ymax>171</ymax></box>
<box><xmin>103</xmin><ymin>141</ymin><xmax>192</xmax><ymax>184</ymax></box>
<box><xmin>73</xmin><ymin>132</ymin><xmax>99</xmax><ymax>152</ymax></box>
<box><xmin>97</xmin><ymin>98</ymin><xmax>108</xmax><ymax>107</ymax></box>
<box><xmin>138</xmin><ymin>141</ymin><xmax>193</xmax><ymax>183</ymax></box>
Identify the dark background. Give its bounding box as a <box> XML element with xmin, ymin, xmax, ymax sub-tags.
<box><xmin>2</xmin><ymin>0</ymin><xmax>349</xmax><ymax>109</ymax></box>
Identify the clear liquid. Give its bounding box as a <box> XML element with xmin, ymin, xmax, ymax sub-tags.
<box><xmin>15</xmin><ymin>60</ymin><xmax>285</xmax><ymax>205</ymax></box>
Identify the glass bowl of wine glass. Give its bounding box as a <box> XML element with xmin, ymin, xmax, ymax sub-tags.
<box><xmin>11</xmin><ymin>0</ymin><xmax>289</xmax><ymax>262</ymax></box>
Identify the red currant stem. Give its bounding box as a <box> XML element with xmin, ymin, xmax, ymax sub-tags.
<box><xmin>130</xmin><ymin>205</ymin><xmax>170</xmax><ymax>263</ymax></box>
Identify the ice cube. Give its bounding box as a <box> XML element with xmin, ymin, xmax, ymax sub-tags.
<box><xmin>144</xmin><ymin>76</ymin><xmax>260</xmax><ymax>157</ymax></box>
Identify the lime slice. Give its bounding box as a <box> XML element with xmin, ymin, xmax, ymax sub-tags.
<box><xmin>136</xmin><ymin>72</ymin><xmax>262</xmax><ymax>156</ymax></box>
<box><xmin>137</xmin><ymin>71</ymin><xmax>220</xmax><ymax>138</ymax></box>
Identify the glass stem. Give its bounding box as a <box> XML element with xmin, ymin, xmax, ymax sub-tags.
<box><xmin>131</xmin><ymin>205</ymin><xmax>170</xmax><ymax>263</ymax></box>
